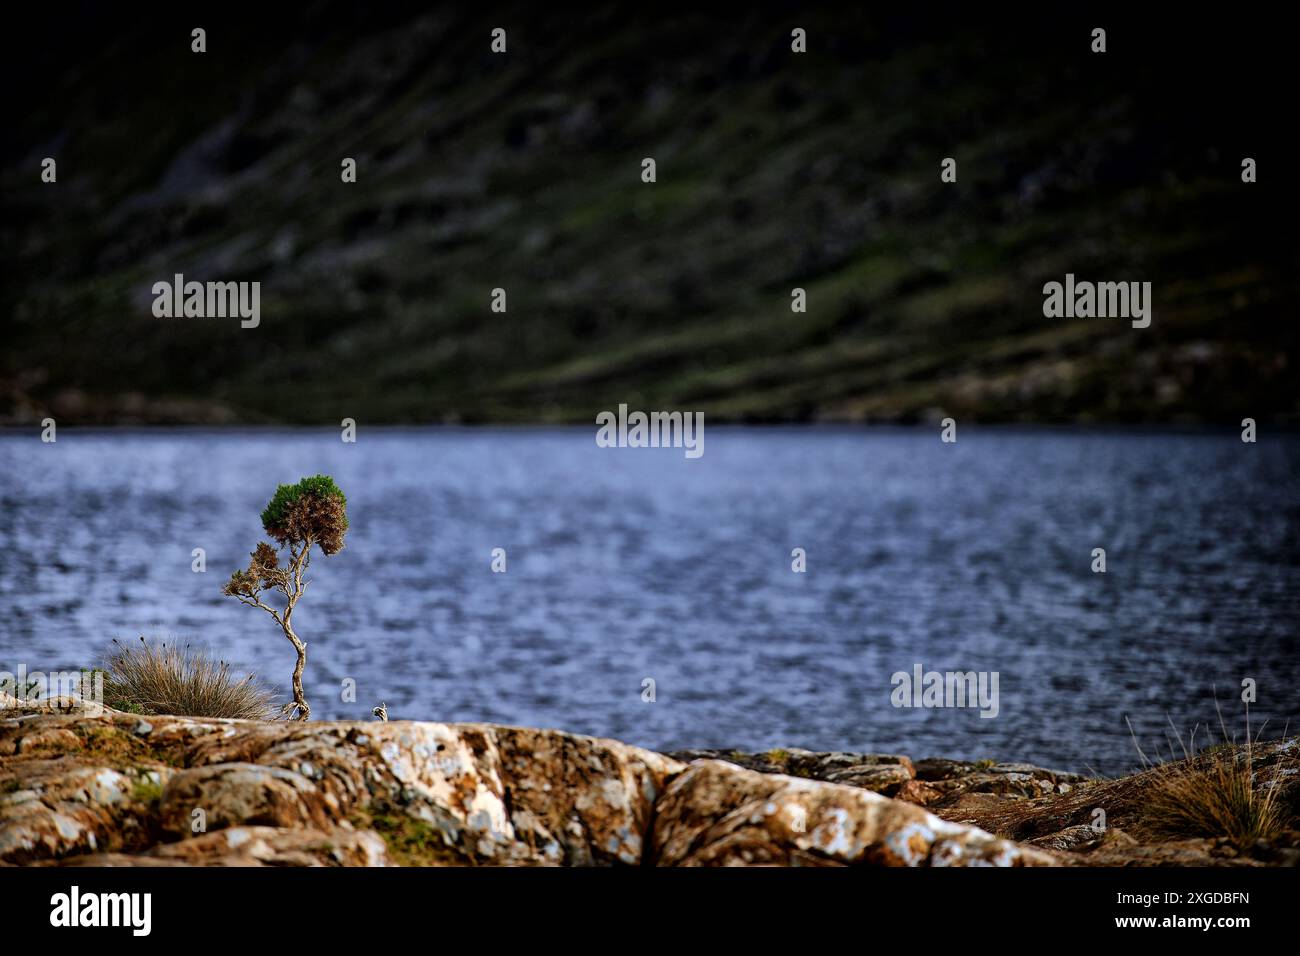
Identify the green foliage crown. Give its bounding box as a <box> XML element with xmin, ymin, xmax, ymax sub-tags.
<box><xmin>259</xmin><ymin>475</ymin><xmax>349</xmax><ymax>554</ymax></box>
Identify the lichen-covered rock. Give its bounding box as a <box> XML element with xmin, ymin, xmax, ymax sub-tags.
<box><xmin>158</xmin><ymin>763</ymin><xmax>335</xmax><ymax>835</ymax></box>
<box><xmin>651</xmin><ymin>760</ymin><xmax>1054</xmax><ymax>866</ymax></box>
<box><xmin>16</xmin><ymin>728</ymin><xmax>83</xmax><ymax>754</ymax></box>
<box><xmin>0</xmin><ymin>753</ymin><xmax>175</xmax><ymax>864</ymax></box>
<box><xmin>914</xmin><ymin>758</ymin><xmax>1089</xmax><ymax>801</ymax></box>
<box><xmin>1026</xmin><ymin>824</ymin><xmax>1107</xmax><ymax>852</ymax></box>
<box><xmin>6</xmin><ymin>698</ymin><xmax>1290</xmax><ymax>867</ymax></box>
<box><xmin>666</xmin><ymin>748</ymin><xmax>1095</xmax><ymax>807</ymax></box>
<box><xmin>895</xmin><ymin>778</ymin><xmax>944</xmax><ymax>806</ymax></box>
<box><xmin>51</xmin><ymin>826</ymin><xmax>391</xmax><ymax>867</ymax></box>
<box><xmin>667</xmin><ymin>748</ymin><xmax>916</xmax><ymax>796</ymax></box>
<box><xmin>0</xmin><ymin>702</ymin><xmax>682</xmax><ymax>866</ymax></box>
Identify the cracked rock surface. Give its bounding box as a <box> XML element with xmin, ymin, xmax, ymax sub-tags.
<box><xmin>2</xmin><ymin>697</ymin><xmax>1052</xmax><ymax>866</ymax></box>
<box><xmin>5</xmin><ymin>696</ymin><xmax>1293</xmax><ymax>866</ymax></box>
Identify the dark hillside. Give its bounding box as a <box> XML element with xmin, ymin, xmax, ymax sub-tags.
<box><xmin>3</xmin><ymin>3</ymin><xmax>1295</xmax><ymax>424</ymax></box>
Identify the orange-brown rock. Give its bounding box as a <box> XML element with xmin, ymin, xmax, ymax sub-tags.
<box><xmin>2</xmin><ymin>698</ymin><xmax>1050</xmax><ymax>867</ymax></box>
<box><xmin>651</xmin><ymin>759</ymin><xmax>1054</xmax><ymax>866</ymax></box>
<box><xmin>6</xmin><ymin>694</ymin><xmax>1292</xmax><ymax>867</ymax></box>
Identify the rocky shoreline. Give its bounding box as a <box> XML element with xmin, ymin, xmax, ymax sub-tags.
<box><xmin>2</xmin><ymin>697</ymin><xmax>1296</xmax><ymax>867</ymax></box>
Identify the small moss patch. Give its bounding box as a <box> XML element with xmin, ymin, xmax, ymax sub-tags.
<box><xmin>350</xmin><ymin>808</ymin><xmax>475</xmax><ymax>867</ymax></box>
<box><xmin>132</xmin><ymin>774</ymin><xmax>164</xmax><ymax>807</ymax></box>
<box><xmin>76</xmin><ymin>724</ymin><xmax>185</xmax><ymax>768</ymax></box>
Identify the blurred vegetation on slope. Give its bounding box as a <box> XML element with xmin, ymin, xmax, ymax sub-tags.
<box><xmin>2</xmin><ymin>3</ymin><xmax>1295</xmax><ymax>425</ymax></box>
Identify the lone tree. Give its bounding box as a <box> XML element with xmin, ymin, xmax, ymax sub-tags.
<box><xmin>222</xmin><ymin>475</ymin><xmax>348</xmax><ymax>720</ymax></box>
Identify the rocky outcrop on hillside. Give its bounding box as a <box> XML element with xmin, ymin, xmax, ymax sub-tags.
<box><xmin>665</xmin><ymin>748</ymin><xmax>1089</xmax><ymax>805</ymax></box>
<box><xmin>0</xmin><ymin>696</ymin><xmax>1052</xmax><ymax>866</ymax></box>
<box><xmin>928</xmin><ymin>741</ymin><xmax>1300</xmax><ymax>866</ymax></box>
<box><xmin>2</xmin><ymin>696</ymin><xmax>1295</xmax><ymax>867</ymax></box>
<box><xmin>673</xmin><ymin>743</ymin><xmax>1300</xmax><ymax>866</ymax></box>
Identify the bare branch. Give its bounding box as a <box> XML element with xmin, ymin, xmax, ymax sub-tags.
<box><xmin>235</xmin><ymin>593</ymin><xmax>283</xmax><ymax>627</ymax></box>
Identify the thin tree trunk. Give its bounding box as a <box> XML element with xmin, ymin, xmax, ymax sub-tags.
<box><xmin>283</xmin><ymin>624</ymin><xmax>310</xmax><ymax>720</ymax></box>
<box><xmin>276</xmin><ymin>540</ymin><xmax>312</xmax><ymax>720</ymax></box>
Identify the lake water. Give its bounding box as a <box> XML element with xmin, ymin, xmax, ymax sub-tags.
<box><xmin>2</xmin><ymin>427</ymin><xmax>1297</xmax><ymax>775</ymax></box>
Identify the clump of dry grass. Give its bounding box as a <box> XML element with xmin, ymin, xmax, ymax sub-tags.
<box><xmin>1127</xmin><ymin>697</ymin><xmax>1292</xmax><ymax>848</ymax></box>
<box><xmin>1143</xmin><ymin>749</ymin><xmax>1285</xmax><ymax>846</ymax></box>
<box><xmin>103</xmin><ymin>637</ymin><xmax>276</xmax><ymax>720</ymax></box>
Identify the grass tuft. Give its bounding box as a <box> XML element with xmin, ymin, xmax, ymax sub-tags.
<box><xmin>1127</xmin><ymin>696</ymin><xmax>1293</xmax><ymax>849</ymax></box>
<box><xmin>103</xmin><ymin>637</ymin><xmax>276</xmax><ymax>720</ymax></box>
<box><xmin>1143</xmin><ymin>749</ymin><xmax>1285</xmax><ymax>847</ymax></box>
